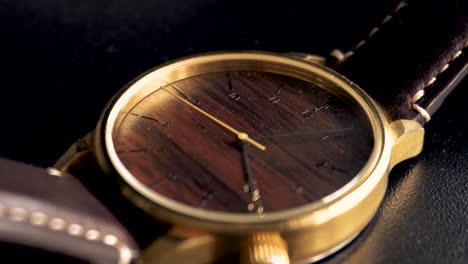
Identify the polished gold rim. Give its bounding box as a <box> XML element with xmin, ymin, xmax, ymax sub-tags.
<box><xmin>96</xmin><ymin>51</ymin><xmax>391</xmax><ymax>232</ymax></box>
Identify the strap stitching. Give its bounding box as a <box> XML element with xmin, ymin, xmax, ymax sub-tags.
<box><xmin>0</xmin><ymin>203</ymin><xmax>133</xmax><ymax>264</ymax></box>
<box><xmin>330</xmin><ymin>0</ymin><xmax>408</xmax><ymax>63</ymax></box>
<box><xmin>411</xmin><ymin>41</ymin><xmax>468</xmax><ymax>122</ymax></box>
<box><xmin>47</xmin><ymin>167</ymin><xmax>65</xmax><ymax>177</ymax></box>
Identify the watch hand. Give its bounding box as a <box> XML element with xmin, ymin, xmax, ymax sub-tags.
<box><xmin>237</xmin><ymin>138</ymin><xmax>263</xmax><ymax>214</ymax></box>
<box><xmin>256</xmin><ymin>127</ymin><xmax>354</xmax><ymax>140</ymax></box>
<box><xmin>162</xmin><ymin>86</ymin><xmax>266</xmax><ymax>151</ymax></box>
<box><xmin>239</xmin><ymin>139</ymin><xmax>255</xmax><ymax>197</ymax></box>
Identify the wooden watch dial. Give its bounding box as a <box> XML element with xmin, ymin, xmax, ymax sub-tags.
<box><xmin>112</xmin><ymin>71</ymin><xmax>374</xmax><ymax>214</ymax></box>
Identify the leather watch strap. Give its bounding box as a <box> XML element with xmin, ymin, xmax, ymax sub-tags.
<box><xmin>329</xmin><ymin>0</ymin><xmax>468</xmax><ymax>124</ymax></box>
<box><xmin>0</xmin><ymin>157</ymin><xmax>138</xmax><ymax>263</ymax></box>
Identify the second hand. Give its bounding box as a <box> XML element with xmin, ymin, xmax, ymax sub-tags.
<box><xmin>162</xmin><ymin>86</ymin><xmax>266</xmax><ymax>151</ymax></box>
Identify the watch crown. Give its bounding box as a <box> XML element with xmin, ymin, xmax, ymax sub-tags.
<box><xmin>243</xmin><ymin>232</ymin><xmax>290</xmax><ymax>264</ymax></box>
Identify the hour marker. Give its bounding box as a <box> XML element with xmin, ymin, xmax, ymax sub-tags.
<box><xmin>228</xmin><ymin>92</ymin><xmax>241</xmax><ymax>101</ymax></box>
<box><xmin>199</xmin><ymin>199</ymin><xmax>208</xmax><ymax>208</ymax></box>
<box><xmin>117</xmin><ymin>148</ymin><xmax>148</xmax><ymax>154</ymax></box>
<box><xmin>316</xmin><ymin>161</ymin><xmax>329</xmax><ymax>168</ymax></box>
<box><xmin>203</xmin><ymin>191</ymin><xmax>215</xmax><ymax>200</ymax></box>
<box><xmin>331</xmin><ymin>166</ymin><xmax>347</xmax><ymax>174</ymax></box>
<box><xmin>167</xmin><ymin>173</ymin><xmax>177</xmax><ymax>180</ymax></box>
<box><xmin>301</xmin><ymin>109</ymin><xmax>313</xmax><ymax>118</ymax></box>
<box><xmin>139</xmin><ymin>114</ymin><xmax>173</xmax><ymax>128</ymax></box>
<box><xmin>295</xmin><ymin>186</ymin><xmax>304</xmax><ymax>193</ymax></box>
<box><xmin>248</xmin><ymin>203</ymin><xmax>255</xmax><ymax>211</ymax></box>
<box><xmin>321</xmin><ymin>135</ymin><xmax>329</xmax><ymax>140</ymax></box>
<box><xmin>315</xmin><ymin>161</ymin><xmax>347</xmax><ymax>174</ymax></box>
<box><xmin>268</xmin><ymin>96</ymin><xmax>280</xmax><ymax>104</ymax></box>
<box><xmin>141</xmin><ymin>115</ymin><xmax>161</xmax><ymax>123</ymax></box>
<box><xmin>314</xmin><ymin>104</ymin><xmax>329</xmax><ymax>111</ymax></box>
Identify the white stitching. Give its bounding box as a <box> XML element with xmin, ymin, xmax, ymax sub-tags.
<box><xmin>10</xmin><ymin>207</ymin><xmax>28</xmax><ymax>222</ymax></box>
<box><xmin>47</xmin><ymin>167</ymin><xmax>64</xmax><ymax>177</ymax></box>
<box><xmin>330</xmin><ymin>0</ymin><xmax>408</xmax><ymax>63</ymax></box>
<box><xmin>0</xmin><ymin>203</ymin><xmax>133</xmax><ymax>264</ymax></box>
<box><xmin>49</xmin><ymin>217</ymin><xmax>67</xmax><ymax>230</ymax></box>
<box><xmin>411</xmin><ymin>41</ymin><xmax>468</xmax><ymax>122</ymax></box>
<box><xmin>68</xmin><ymin>223</ymin><xmax>85</xmax><ymax>236</ymax></box>
<box><xmin>117</xmin><ymin>246</ymin><xmax>134</xmax><ymax>264</ymax></box>
<box><xmin>30</xmin><ymin>212</ymin><xmax>48</xmax><ymax>226</ymax></box>
<box><xmin>411</xmin><ymin>104</ymin><xmax>431</xmax><ymax>122</ymax></box>
<box><xmin>85</xmin><ymin>229</ymin><xmax>102</xmax><ymax>240</ymax></box>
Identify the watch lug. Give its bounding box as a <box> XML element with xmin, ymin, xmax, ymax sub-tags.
<box><xmin>389</xmin><ymin>119</ymin><xmax>424</xmax><ymax>168</ymax></box>
<box><xmin>54</xmin><ymin>132</ymin><xmax>95</xmax><ymax>172</ymax></box>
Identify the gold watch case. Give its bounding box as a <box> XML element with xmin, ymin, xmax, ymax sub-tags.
<box><xmin>56</xmin><ymin>51</ymin><xmax>425</xmax><ymax>264</ymax></box>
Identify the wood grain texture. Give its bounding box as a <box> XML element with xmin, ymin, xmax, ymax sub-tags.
<box><xmin>113</xmin><ymin>71</ymin><xmax>373</xmax><ymax>213</ymax></box>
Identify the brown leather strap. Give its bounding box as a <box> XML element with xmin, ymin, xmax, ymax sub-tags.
<box><xmin>330</xmin><ymin>0</ymin><xmax>468</xmax><ymax>124</ymax></box>
<box><xmin>0</xmin><ymin>157</ymin><xmax>138</xmax><ymax>263</ymax></box>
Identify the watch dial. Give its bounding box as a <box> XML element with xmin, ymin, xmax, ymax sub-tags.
<box><xmin>111</xmin><ymin>70</ymin><xmax>374</xmax><ymax>214</ymax></box>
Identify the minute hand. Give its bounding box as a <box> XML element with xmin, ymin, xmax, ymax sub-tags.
<box><xmin>162</xmin><ymin>87</ymin><xmax>266</xmax><ymax>151</ymax></box>
<box><xmin>257</xmin><ymin>127</ymin><xmax>354</xmax><ymax>140</ymax></box>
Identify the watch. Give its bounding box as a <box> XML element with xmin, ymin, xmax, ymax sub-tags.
<box><xmin>4</xmin><ymin>0</ymin><xmax>465</xmax><ymax>263</ymax></box>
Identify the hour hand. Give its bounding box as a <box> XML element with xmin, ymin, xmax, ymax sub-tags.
<box><xmin>236</xmin><ymin>135</ymin><xmax>263</xmax><ymax>214</ymax></box>
<box><xmin>238</xmin><ymin>138</ymin><xmax>255</xmax><ymax>196</ymax></box>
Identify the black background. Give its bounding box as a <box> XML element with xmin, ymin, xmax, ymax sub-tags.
<box><xmin>0</xmin><ymin>0</ymin><xmax>466</xmax><ymax>263</ymax></box>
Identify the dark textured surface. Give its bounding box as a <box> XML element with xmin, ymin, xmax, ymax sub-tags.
<box><xmin>0</xmin><ymin>0</ymin><xmax>466</xmax><ymax>263</ymax></box>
